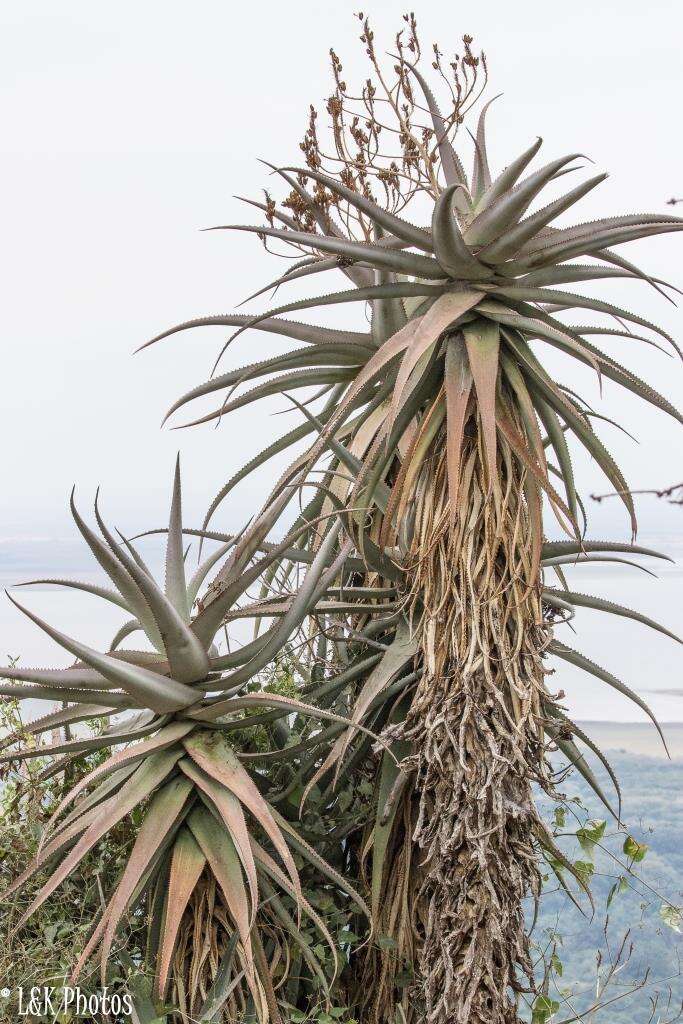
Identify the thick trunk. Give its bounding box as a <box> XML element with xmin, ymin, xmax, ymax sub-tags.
<box><xmin>386</xmin><ymin>432</ymin><xmax>552</xmax><ymax>1024</ymax></box>
<box><xmin>405</xmin><ymin>666</ymin><xmax>543</xmax><ymax>1023</ymax></box>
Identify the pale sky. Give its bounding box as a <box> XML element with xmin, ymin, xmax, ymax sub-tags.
<box><xmin>2</xmin><ymin>0</ymin><xmax>683</xmax><ymax>548</ymax></box>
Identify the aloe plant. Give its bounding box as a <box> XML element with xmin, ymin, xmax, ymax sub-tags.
<box><xmin>3</xmin><ymin>15</ymin><xmax>680</xmax><ymax>1024</ymax></box>
<box><xmin>143</xmin><ymin>19</ymin><xmax>683</xmax><ymax>1024</ymax></box>
<box><xmin>0</xmin><ymin>463</ymin><xmax>388</xmax><ymax>1021</ymax></box>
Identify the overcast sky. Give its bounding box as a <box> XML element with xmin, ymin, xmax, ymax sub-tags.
<box><xmin>2</xmin><ymin>0</ymin><xmax>683</xmax><ymax>551</ymax></box>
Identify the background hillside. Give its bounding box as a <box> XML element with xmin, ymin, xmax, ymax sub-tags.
<box><xmin>531</xmin><ymin>748</ymin><xmax>682</xmax><ymax>1022</ymax></box>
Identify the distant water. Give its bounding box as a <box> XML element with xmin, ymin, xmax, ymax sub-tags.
<box><xmin>1</xmin><ymin>531</ymin><xmax>681</xmax><ymax>731</ymax></box>
<box><xmin>577</xmin><ymin>721</ymin><xmax>683</xmax><ymax>758</ymax></box>
<box><xmin>543</xmin><ymin>531</ymin><xmax>683</xmax><ymax>727</ymax></box>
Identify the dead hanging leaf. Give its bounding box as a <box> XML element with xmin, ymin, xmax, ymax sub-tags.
<box><xmin>463</xmin><ymin>318</ymin><xmax>500</xmax><ymax>487</ymax></box>
<box><xmin>156</xmin><ymin>828</ymin><xmax>207</xmax><ymax>999</ymax></box>
<box><xmin>388</xmin><ymin>290</ymin><xmax>483</xmax><ymax>433</ymax></box>
<box><xmin>444</xmin><ymin>334</ymin><xmax>473</xmax><ymax>520</ymax></box>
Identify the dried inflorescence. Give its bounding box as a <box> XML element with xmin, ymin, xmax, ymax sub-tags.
<box><xmin>280</xmin><ymin>14</ymin><xmax>487</xmax><ymax>241</ymax></box>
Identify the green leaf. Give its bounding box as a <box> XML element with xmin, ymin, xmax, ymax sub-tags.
<box><xmin>139</xmin><ymin>311</ymin><xmax>372</xmax><ymax>353</ymax></box>
<box><xmin>470</xmin><ymin>95</ymin><xmax>498</xmax><ymax>200</ymax></box>
<box><xmin>549</xmin><ymin>640</ymin><xmax>669</xmax><ymax>754</ymax></box>
<box><xmin>576</xmin><ymin>818</ymin><xmax>606</xmax><ymax>860</ymax></box>
<box><xmin>69</xmin><ymin>491</ymin><xmax>162</xmax><ymax>648</ymax></box>
<box><xmin>16</xmin><ymin>747</ymin><xmax>182</xmax><ymax>930</ymax></box>
<box><xmin>404</xmin><ymin>60</ymin><xmax>469</xmax><ymax>200</ymax></box>
<box><xmin>474</xmin><ymin>136</ymin><xmax>542</xmax><ymax>214</ymax></box>
<box><xmin>431</xmin><ymin>185</ymin><xmax>489</xmax><ymax>278</ymax></box>
<box><xmin>389</xmin><ymin>291</ymin><xmax>482</xmax><ymax>435</ymax></box>
<box><xmin>372</xmin><ymin>721</ymin><xmax>411</xmax><ymax>919</ymax></box>
<box><xmin>573</xmin><ymin>859</ymin><xmax>595</xmax><ymax>884</ymax></box>
<box><xmin>180</xmin><ymin>756</ymin><xmax>259</xmax><ymax>927</ymax></box>
<box><xmin>623</xmin><ymin>835</ymin><xmax>648</xmax><ymax>863</ymax></box>
<box><xmin>281</xmin><ymin>165</ymin><xmax>433</xmax><ymax>252</ymax></box>
<box><xmin>173</xmin><ymin>367</ymin><xmax>356</xmax><ymax>429</ymax></box>
<box><xmin>5</xmin><ymin>593</ymin><xmax>198</xmax><ymax>713</ymax></box>
<box><xmin>44</xmin><ymin>720</ymin><xmax>193</xmax><ymax>831</ymax></box>
<box><xmin>99</xmin><ymin>776</ymin><xmax>194</xmax><ymax>981</ymax></box>
<box><xmin>482</xmin><ymin>173</ymin><xmax>607</xmax><ymax>261</ymax></box>
<box><xmin>215</xmin><ymin>223</ymin><xmax>445</xmax><ymax>279</ymax></box>
<box><xmin>607</xmin><ymin>876</ymin><xmax>629</xmax><ymax>908</ymax></box>
<box><xmin>187</xmin><ymin>805</ymin><xmax>256</xmax><ymax>986</ymax></box>
<box><xmin>183</xmin><ymin>730</ymin><xmax>301</xmax><ymax>904</ymax></box>
<box><xmin>164</xmin><ymin>455</ymin><xmax>190</xmax><ymax>621</ymax></box>
<box><xmin>516</xmin><ymin>218</ymin><xmax>683</xmax><ymax>272</ymax></box>
<box><xmin>463</xmin><ymin>318</ymin><xmax>500</xmax><ymax>482</ymax></box>
<box><xmin>541</xmin><ymin>540</ymin><xmax>671</xmax><ymax>563</ymax></box>
<box><xmin>466</xmin><ymin>153</ymin><xmax>583</xmax><ymax>245</ymax></box>
<box><xmin>123</xmin><ymin>960</ymin><xmax>166</xmax><ymax>1024</ymax></box>
<box><xmin>545</xmin><ymin>589</ymin><xmax>680</xmax><ymax>644</ymax></box>
<box><xmin>532</xmin><ymin>993</ymin><xmax>560</xmax><ymax>1024</ymax></box>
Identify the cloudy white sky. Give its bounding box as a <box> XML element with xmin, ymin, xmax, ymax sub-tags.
<box><xmin>1</xmin><ymin>0</ymin><xmax>682</xmax><ymax>545</ymax></box>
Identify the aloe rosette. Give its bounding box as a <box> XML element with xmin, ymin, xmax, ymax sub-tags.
<box><xmin>0</xmin><ymin>463</ymin><xmax>385</xmax><ymax>1021</ymax></box>
<box><xmin>144</xmin><ymin>68</ymin><xmax>683</xmax><ymax>555</ymax></box>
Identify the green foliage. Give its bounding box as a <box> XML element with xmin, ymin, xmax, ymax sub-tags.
<box><xmin>530</xmin><ymin>751</ymin><xmax>683</xmax><ymax>1023</ymax></box>
<box><xmin>576</xmin><ymin>818</ymin><xmax>607</xmax><ymax>859</ymax></box>
<box><xmin>531</xmin><ymin>995</ymin><xmax>560</xmax><ymax>1024</ymax></box>
<box><xmin>0</xmin><ymin>698</ymin><xmax>145</xmax><ymax>1019</ymax></box>
<box><xmin>623</xmin><ymin>835</ymin><xmax>649</xmax><ymax>864</ymax></box>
